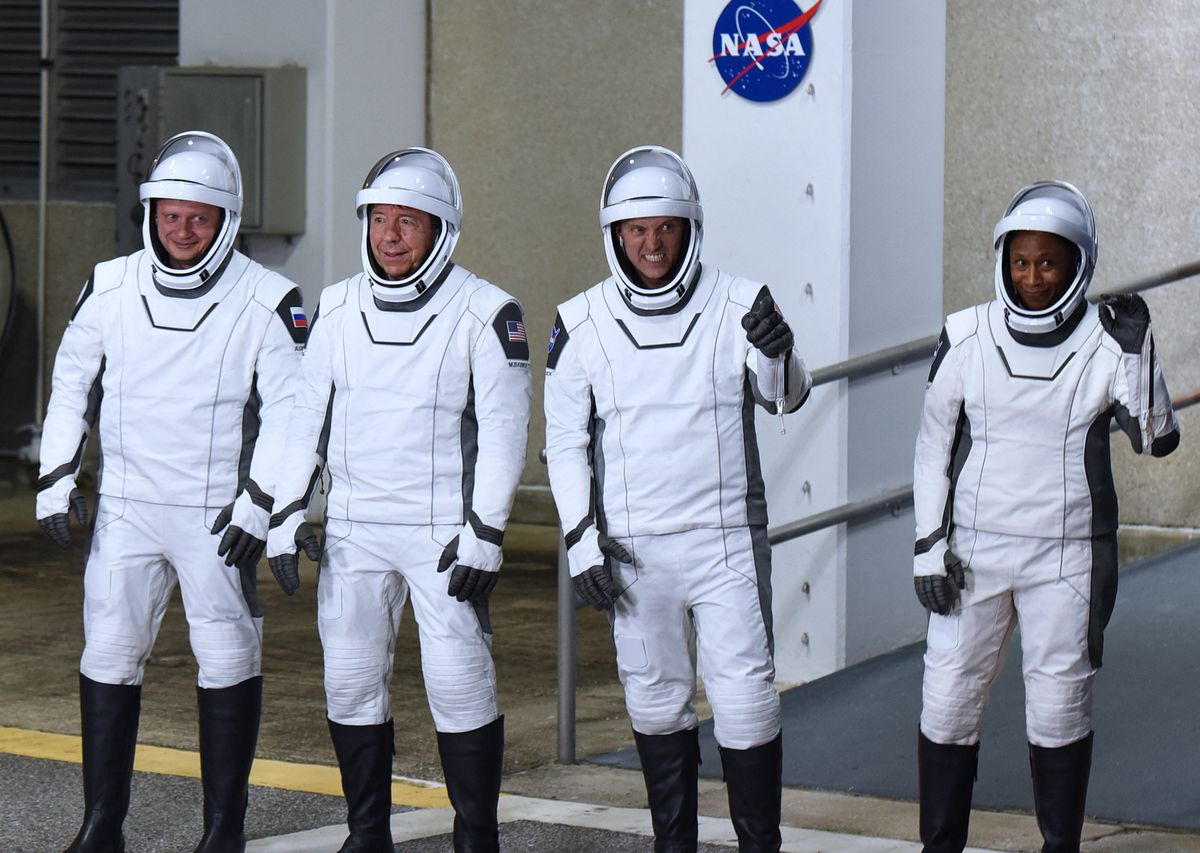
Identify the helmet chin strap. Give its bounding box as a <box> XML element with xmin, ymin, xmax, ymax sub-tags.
<box><xmin>371</xmin><ymin>275</ymin><xmax>427</xmax><ymax>303</ymax></box>
<box><xmin>371</xmin><ymin>258</ymin><xmax>455</xmax><ymax>306</ymax></box>
<box><xmin>150</xmin><ymin>241</ymin><xmax>234</xmax><ymax>296</ymax></box>
<box><xmin>622</xmin><ymin>282</ymin><xmax>688</xmax><ymax>311</ymax></box>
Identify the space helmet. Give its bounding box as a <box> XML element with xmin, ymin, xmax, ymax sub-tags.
<box><xmin>600</xmin><ymin>145</ymin><xmax>704</xmax><ymax>311</ymax></box>
<box><xmin>356</xmin><ymin>147</ymin><xmax>462</xmax><ymax>302</ymax></box>
<box><xmin>139</xmin><ymin>131</ymin><xmax>243</xmax><ymax>289</ymax></box>
<box><xmin>993</xmin><ymin>180</ymin><xmax>1097</xmax><ymax>335</ymax></box>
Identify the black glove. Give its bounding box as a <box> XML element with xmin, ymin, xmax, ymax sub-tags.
<box><xmin>39</xmin><ymin>488</ymin><xmax>90</xmax><ymax>550</ymax></box>
<box><xmin>1099</xmin><ymin>293</ymin><xmax>1150</xmax><ymax>354</ymax></box>
<box><xmin>914</xmin><ymin>552</ymin><xmax>967</xmax><ymax>616</ymax></box>
<box><xmin>211</xmin><ymin>503</ymin><xmax>266</xmax><ymax>570</ymax></box>
<box><xmin>574</xmin><ymin>535</ymin><xmax>634</xmax><ymax>611</ymax></box>
<box><xmin>267</xmin><ymin>522</ymin><xmax>321</xmax><ymax>596</ymax></box>
<box><xmin>436</xmin><ymin>536</ymin><xmax>499</xmax><ymax>605</ymax></box>
<box><xmin>741</xmin><ymin>293</ymin><xmax>794</xmax><ymax>358</ymax></box>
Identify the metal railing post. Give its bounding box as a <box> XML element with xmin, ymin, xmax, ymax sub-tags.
<box><xmin>555</xmin><ymin>529</ymin><xmax>576</xmax><ymax>764</ymax></box>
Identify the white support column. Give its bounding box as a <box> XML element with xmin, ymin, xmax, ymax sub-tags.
<box><xmin>683</xmin><ymin>0</ymin><xmax>945</xmax><ymax>682</ymax></box>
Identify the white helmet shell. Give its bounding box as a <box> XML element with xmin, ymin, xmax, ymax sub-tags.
<box><xmin>139</xmin><ymin>131</ymin><xmax>242</xmax><ymax>290</ymax></box>
<box><xmin>993</xmin><ymin>180</ymin><xmax>1097</xmax><ymax>336</ymax></box>
<box><xmin>356</xmin><ymin>148</ymin><xmax>462</xmax><ymax>302</ymax></box>
<box><xmin>600</xmin><ymin>146</ymin><xmax>703</xmax><ymax>311</ymax></box>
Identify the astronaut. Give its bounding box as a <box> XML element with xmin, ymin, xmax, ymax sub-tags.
<box><xmin>544</xmin><ymin>145</ymin><xmax>811</xmax><ymax>852</ymax></box>
<box><xmin>912</xmin><ymin>181</ymin><xmax>1180</xmax><ymax>853</ymax></box>
<box><xmin>36</xmin><ymin>131</ymin><xmax>306</xmax><ymax>853</ymax></box>
<box><xmin>266</xmin><ymin>147</ymin><xmax>531</xmax><ymax>853</ymax></box>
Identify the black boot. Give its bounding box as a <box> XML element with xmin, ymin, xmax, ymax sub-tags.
<box><xmin>633</xmin><ymin>728</ymin><xmax>699</xmax><ymax>853</ymax></box>
<box><xmin>193</xmin><ymin>676</ymin><xmax>262</xmax><ymax>853</ymax></box>
<box><xmin>719</xmin><ymin>733</ymin><xmax>782</xmax><ymax>853</ymax></box>
<box><xmin>328</xmin><ymin>719</ymin><xmax>395</xmax><ymax>852</ymax></box>
<box><xmin>918</xmin><ymin>730</ymin><xmax>978</xmax><ymax>853</ymax></box>
<box><xmin>65</xmin><ymin>674</ymin><xmax>141</xmax><ymax>853</ymax></box>
<box><xmin>1029</xmin><ymin>732</ymin><xmax>1093</xmax><ymax>853</ymax></box>
<box><xmin>436</xmin><ymin>716</ymin><xmax>504</xmax><ymax>853</ymax></box>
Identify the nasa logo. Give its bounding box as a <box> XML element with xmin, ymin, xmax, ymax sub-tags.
<box><xmin>711</xmin><ymin>0</ymin><xmax>822</xmax><ymax>103</ymax></box>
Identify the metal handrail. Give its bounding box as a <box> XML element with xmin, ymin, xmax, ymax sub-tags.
<box><xmin>810</xmin><ymin>336</ymin><xmax>937</xmax><ymax>386</ymax></box>
<box><xmin>768</xmin><ymin>485</ymin><xmax>914</xmax><ymax>545</ymax></box>
<box><xmin>554</xmin><ymin>261</ymin><xmax>1200</xmax><ymax>763</ymax></box>
<box><xmin>767</xmin><ymin>388</ymin><xmax>1200</xmax><ymax>547</ymax></box>
<box><xmin>1093</xmin><ymin>260</ymin><xmax>1200</xmax><ymax>298</ymax></box>
<box><xmin>805</xmin><ymin>260</ymin><xmax>1200</xmax><ymax>391</ymax></box>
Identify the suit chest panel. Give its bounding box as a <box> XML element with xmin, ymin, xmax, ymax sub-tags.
<box><xmin>965</xmin><ymin>334</ymin><xmax>1114</xmax><ymax>460</ymax></box>
<box><xmin>588</xmin><ymin>301</ymin><xmax>745</xmax><ymax>421</ymax></box>
<box><xmin>107</xmin><ymin>279</ymin><xmax>259</xmax><ymax>403</ymax></box>
<box><xmin>336</xmin><ymin>305</ymin><xmax>473</xmax><ymax>407</ymax></box>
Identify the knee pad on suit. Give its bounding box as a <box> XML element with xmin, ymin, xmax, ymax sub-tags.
<box><xmin>422</xmin><ymin>643</ymin><xmax>498</xmax><ymax>732</ymax></box>
<box><xmin>705</xmin><ymin>680</ymin><xmax>780</xmax><ymax>750</ymax></box>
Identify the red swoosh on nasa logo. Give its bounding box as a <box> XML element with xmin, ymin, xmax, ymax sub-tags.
<box><xmin>710</xmin><ymin>0</ymin><xmax>823</xmax><ymax>95</ymax></box>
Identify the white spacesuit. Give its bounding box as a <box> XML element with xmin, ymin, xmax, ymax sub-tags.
<box><xmin>544</xmin><ymin>145</ymin><xmax>811</xmax><ymax>852</ymax></box>
<box><xmin>912</xmin><ymin>181</ymin><xmax>1179</xmax><ymax>853</ymax></box>
<box><xmin>266</xmin><ymin>148</ymin><xmax>531</xmax><ymax>853</ymax></box>
<box><xmin>37</xmin><ymin>131</ymin><xmax>306</xmax><ymax>853</ymax></box>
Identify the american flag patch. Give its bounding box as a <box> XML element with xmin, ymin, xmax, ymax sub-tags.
<box><xmin>506</xmin><ymin>320</ymin><xmax>527</xmax><ymax>342</ymax></box>
<box><xmin>290</xmin><ymin>306</ymin><xmax>308</xmax><ymax>328</ymax></box>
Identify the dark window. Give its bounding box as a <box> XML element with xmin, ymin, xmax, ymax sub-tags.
<box><xmin>0</xmin><ymin>0</ymin><xmax>178</xmax><ymax>201</ymax></box>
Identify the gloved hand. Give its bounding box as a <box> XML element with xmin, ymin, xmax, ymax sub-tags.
<box><xmin>914</xmin><ymin>551</ymin><xmax>967</xmax><ymax>616</ymax></box>
<box><xmin>266</xmin><ymin>522</ymin><xmax>321</xmax><ymax>596</ymax></box>
<box><xmin>741</xmin><ymin>293</ymin><xmax>794</xmax><ymax>358</ymax></box>
<box><xmin>38</xmin><ymin>487</ymin><xmax>89</xmax><ymax>550</ymax></box>
<box><xmin>211</xmin><ymin>494</ymin><xmax>267</xmax><ymax>570</ymax></box>
<box><xmin>574</xmin><ymin>535</ymin><xmax>633</xmax><ymax>611</ymax></box>
<box><xmin>437</xmin><ymin>535</ymin><xmax>499</xmax><ymax>604</ymax></box>
<box><xmin>1099</xmin><ymin>293</ymin><xmax>1151</xmax><ymax>354</ymax></box>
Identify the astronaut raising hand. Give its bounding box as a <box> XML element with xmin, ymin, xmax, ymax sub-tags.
<box><xmin>912</xmin><ymin>181</ymin><xmax>1179</xmax><ymax>852</ymax></box>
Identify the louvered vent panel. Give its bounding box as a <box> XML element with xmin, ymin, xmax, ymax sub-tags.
<box><xmin>0</xmin><ymin>0</ymin><xmax>177</xmax><ymax>199</ymax></box>
<box><xmin>0</xmin><ymin>0</ymin><xmax>41</xmax><ymax>194</ymax></box>
<box><xmin>53</xmin><ymin>0</ymin><xmax>178</xmax><ymax>197</ymax></box>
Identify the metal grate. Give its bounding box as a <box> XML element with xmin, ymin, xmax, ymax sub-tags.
<box><xmin>0</xmin><ymin>0</ymin><xmax>178</xmax><ymax>200</ymax></box>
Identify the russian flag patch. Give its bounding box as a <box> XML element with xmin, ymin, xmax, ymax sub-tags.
<box><xmin>290</xmin><ymin>306</ymin><xmax>308</xmax><ymax>328</ymax></box>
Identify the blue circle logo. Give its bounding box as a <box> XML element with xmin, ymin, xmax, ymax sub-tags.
<box><xmin>711</xmin><ymin>0</ymin><xmax>820</xmax><ymax>103</ymax></box>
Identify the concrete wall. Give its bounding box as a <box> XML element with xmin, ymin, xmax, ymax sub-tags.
<box><xmin>427</xmin><ymin>0</ymin><xmax>684</xmax><ymax>504</ymax></box>
<box><xmin>944</xmin><ymin>2</ymin><xmax>1200</xmax><ymax>529</ymax></box>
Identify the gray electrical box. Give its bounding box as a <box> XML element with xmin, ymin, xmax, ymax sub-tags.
<box><xmin>116</xmin><ymin>65</ymin><xmax>306</xmax><ymax>253</ymax></box>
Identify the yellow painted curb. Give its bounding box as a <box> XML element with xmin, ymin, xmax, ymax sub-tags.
<box><xmin>0</xmin><ymin>725</ymin><xmax>449</xmax><ymax>808</ymax></box>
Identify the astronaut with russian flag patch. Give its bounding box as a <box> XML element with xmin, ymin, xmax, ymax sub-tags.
<box><xmin>36</xmin><ymin>130</ymin><xmax>307</xmax><ymax>852</ymax></box>
<box><xmin>266</xmin><ymin>147</ymin><xmax>531</xmax><ymax>852</ymax></box>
